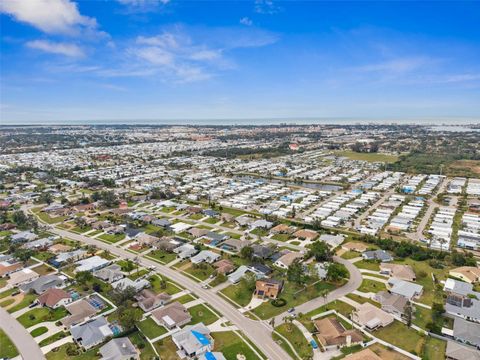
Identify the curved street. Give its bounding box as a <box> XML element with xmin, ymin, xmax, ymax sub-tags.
<box><xmin>0</xmin><ymin>307</ymin><xmax>45</xmax><ymax>360</ymax></box>
<box><xmin>274</xmin><ymin>255</ymin><xmax>362</xmax><ymax>324</ymax></box>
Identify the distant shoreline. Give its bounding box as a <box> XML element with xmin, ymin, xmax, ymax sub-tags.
<box><xmin>2</xmin><ymin>117</ymin><xmax>479</xmax><ymax>126</ymax></box>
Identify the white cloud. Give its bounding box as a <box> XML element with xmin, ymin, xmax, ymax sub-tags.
<box><xmin>240</xmin><ymin>17</ymin><xmax>253</xmax><ymax>26</ymax></box>
<box><xmin>355</xmin><ymin>57</ymin><xmax>430</xmax><ymax>74</ymax></box>
<box><xmin>254</xmin><ymin>0</ymin><xmax>280</xmax><ymax>14</ymax></box>
<box><xmin>133</xmin><ymin>46</ymin><xmax>174</xmax><ymax>66</ymax></box>
<box><xmin>0</xmin><ymin>0</ymin><xmax>102</xmax><ymax>36</ymax></box>
<box><xmin>26</xmin><ymin>39</ymin><xmax>84</xmax><ymax>57</ymax></box>
<box><xmin>116</xmin><ymin>0</ymin><xmax>169</xmax><ymax>13</ymax></box>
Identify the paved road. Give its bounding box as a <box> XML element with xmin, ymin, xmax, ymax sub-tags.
<box><xmin>0</xmin><ymin>307</ymin><xmax>45</xmax><ymax>360</ymax></box>
<box><xmin>274</xmin><ymin>256</ymin><xmax>362</xmax><ymax>325</ymax></box>
<box><xmin>51</xmin><ymin>227</ymin><xmax>290</xmax><ymax>360</ymax></box>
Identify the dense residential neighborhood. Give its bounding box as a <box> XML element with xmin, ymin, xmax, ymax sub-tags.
<box><xmin>0</xmin><ymin>124</ymin><xmax>479</xmax><ymax>360</ymax></box>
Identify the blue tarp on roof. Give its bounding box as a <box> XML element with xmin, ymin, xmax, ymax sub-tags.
<box><xmin>205</xmin><ymin>352</ymin><xmax>217</xmax><ymax>360</ymax></box>
<box><xmin>192</xmin><ymin>330</ymin><xmax>210</xmax><ymax>346</ymax></box>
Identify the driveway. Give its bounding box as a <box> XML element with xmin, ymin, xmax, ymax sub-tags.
<box><xmin>0</xmin><ymin>307</ymin><xmax>44</xmax><ymax>360</ymax></box>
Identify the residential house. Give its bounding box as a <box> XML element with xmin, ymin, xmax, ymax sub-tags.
<box><xmin>99</xmin><ymin>337</ymin><xmax>139</xmax><ymax>360</ymax></box>
<box><xmin>254</xmin><ymin>279</ymin><xmax>283</xmax><ymax>299</ymax></box>
<box><xmin>252</xmin><ymin>244</ymin><xmax>273</xmax><ymax>259</ymax></box>
<box><xmin>352</xmin><ymin>303</ymin><xmax>394</xmax><ymax>330</ymax></box>
<box><xmin>344</xmin><ymin>348</ymin><xmax>382</xmax><ymax>360</ymax></box>
<box><xmin>380</xmin><ymin>263</ymin><xmax>416</xmax><ymax>281</ymax></box>
<box><xmin>213</xmin><ymin>259</ymin><xmax>234</xmax><ymax>275</ymax></box>
<box><xmin>218</xmin><ymin>238</ymin><xmax>248</xmax><ymax>252</ymax></box>
<box><xmin>314</xmin><ymin>317</ymin><xmax>363</xmax><ymax>347</ymax></box>
<box><xmin>452</xmin><ymin>318</ymin><xmax>480</xmax><ymax>347</ymax></box>
<box><xmin>250</xmin><ymin>219</ymin><xmax>273</xmax><ymax>230</ymax></box>
<box><xmin>135</xmin><ymin>289</ymin><xmax>171</xmax><ymax>312</ymax></box>
<box><xmin>274</xmin><ymin>252</ymin><xmax>304</xmax><ymax>269</ymax></box>
<box><xmin>199</xmin><ymin>352</ymin><xmax>226</xmax><ymax>360</ymax></box>
<box><xmin>23</xmin><ymin>237</ymin><xmax>53</xmax><ymax>250</ymax></box>
<box><xmin>319</xmin><ymin>234</ymin><xmax>345</xmax><ymax>248</ymax></box>
<box><xmin>151</xmin><ymin>301</ymin><xmax>192</xmax><ymax>329</ymax></box>
<box><xmin>134</xmin><ymin>232</ymin><xmax>160</xmax><ymax>247</ymax></box>
<box><xmin>444</xmin><ymin>279</ymin><xmax>480</xmax><ymax>322</ymax></box>
<box><xmin>220</xmin><ymin>213</ymin><xmax>235</xmax><ymax>223</ymax></box>
<box><xmin>75</xmin><ymin>256</ymin><xmax>110</xmax><ymax>273</ymax></box>
<box><xmin>171</xmin><ymin>323</ymin><xmax>213</xmax><ymax>358</ymax></box>
<box><xmin>38</xmin><ymin>288</ymin><xmax>72</xmax><ymax>309</ymax></box>
<box><xmin>20</xmin><ymin>274</ymin><xmax>66</xmax><ymax>294</ymax></box>
<box><xmin>271</xmin><ymin>224</ymin><xmax>295</xmax><ymax>234</ymax></box>
<box><xmin>7</xmin><ymin>268</ymin><xmax>39</xmax><ymax>287</ymax></box>
<box><xmin>11</xmin><ymin>231</ymin><xmax>37</xmax><ymax>243</ymax></box>
<box><xmin>0</xmin><ymin>257</ymin><xmax>23</xmax><ymax>277</ymax></box>
<box><xmin>374</xmin><ymin>291</ymin><xmax>408</xmax><ymax>317</ymax></box>
<box><xmin>203</xmin><ymin>209</ymin><xmax>218</xmax><ymax>218</ymax></box>
<box><xmin>62</xmin><ymin>300</ymin><xmax>98</xmax><ymax>328</ymax></box>
<box><xmin>153</xmin><ymin>236</ymin><xmax>183</xmax><ymax>252</ymax></box>
<box><xmin>234</xmin><ymin>215</ymin><xmax>254</xmax><ymax>227</ymax></box>
<box><xmin>449</xmin><ymin>267</ymin><xmax>480</xmax><ymax>284</ymax></box>
<box><xmin>191</xmin><ymin>250</ymin><xmax>220</xmax><ymax>265</ymax></box>
<box><xmin>152</xmin><ymin>218</ymin><xmax>172</xmax><ymax>228</ymax></box>
<box><xmin>387</xmin><ymin>278</ymin><xmax>423</xmax><ymax>300</ymax></box>
<box><xmin>48</xmin><ymin>243</ymin><xmax>72</xmax><ymax>254</ymax></box>
<box><xmin>227</xmin><ymin>265</ymin><xmax>250</xmax><ymax>284</ymax></box>
<box><xmin>71</xmin><ymin>316</ymin><xmax>114</xmax><ymax>349</ymax></box>
<box><xmin>189</xmin><ymin>228</ymin><xmax>209</xmax><ymax>238</ymax></box>
<box><xmin>52</xmin><ymin>249</ymin><xmax>87</xmax><ymax>267</ymax></box>
<box><xmin>93</xmin><ymin>264</ymin><xmax>124</xmax><ymax>283</ymax></box>
<box><xmin>362</xmin><ymin>250</ymin><xmax>393</xmax><ymax>262</ymax></box>
<box><xmin>293</xmin><ymin>229</ymin><xmax>319</xmax><ymax>241</ymax></box>
<box><xmin>174</xmin><ymin>244</ymin><xmax>199</xmax><ymax>259</ymax></box>
<box><xmin>112</xmin><ymin>278</ymin><xmax>150</xmax><ymax>293</ymax></box>
<box><xmin>342</xmin><ymin>242</ymin><xmax>368</xmax><ymax>253</ymax></box>
<box><xmin>445</xmin><ymin>341</ymin><xmax>480</xmax><ymax>360</ymax></box>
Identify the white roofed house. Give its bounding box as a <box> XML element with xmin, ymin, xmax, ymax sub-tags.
<box><xmin>171</xmin><ymin>323</ymin><xmax>214</xmax><ymax>358</ymax></box>
<box><xmin>190</xmin><ymin>250</ymin><xmax>220</xmax><ymax>265</ymax></box>
<box><xmin>174</xmin><ymin>243</ymin><xmax>199</xmax><ymax>259</ymax></box>
<box><xmin>74</xmin><ymin>256</ymin><xmax>110</xmax><ymax>273</ymax></box>
<box><xmin>70</xmin><ymin>316</ymin><xmax>114</xmax><ymax>350</ymax></box>
<box><xmin>99</xmin><ymin>337</ymin><xmax>139</xmax><ymax>360</ymax></box>
<box><xmin>273</xmin><ymin>252</ymin><xmax>304</xmax><ymax>270</ymax></box>
<box><xmin>387</xmin><ymin>278</ymin><xmax>423</xmax><ymax>300</ymax></box>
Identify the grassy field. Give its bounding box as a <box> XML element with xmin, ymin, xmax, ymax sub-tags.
<box><xmin>346</xmin><ymin>293</ymin><xmax>380</xmax><ymax>307</ymax></box>
<box><xmin>374</xmin><ymin>320</ymin><xmax>425</xmax><ymax>354</ymax></box>
<box><xmin>354</xmin><ymin>260</ymin><xmax>380</xmax><ymax>271</ymax></box>
<box><xmin>149</xmin><ymin>275</ymin><xmax>183</xmax><ymax>295</ymax></box>
<box><xmin>252</xmin><ymin>281</ymin><xmax>336</xmax><ymax>319</ymax></box>
<box><xmin>221</xmin><ymin>282</ymin><xmax>253</xmax><ymax>307</ymax></box>
<box><xmin>127</xmin><ymin>269</ymin><xmax>149</xmax><ymax>280</ymax></box>
<box><xmin>30</xmin><ymin>326</ymin><xmax>48</xmax><ymax>337</ymax></box>
<box><xmin>188</xmin><ymin>304</ymin><xmax>218</xmax><ymax>325</ymax></box>
<box><xmin>335</xmin><ymin>151</ymin><xmax>399</xmax><ymax>163</ymax></box>
<box><xmin>357</xmin><ymin>279</ymin><xmax>387</xmax><ymax>293</ymax></box>
<box><xmin>151</xmin><ymin>336</ymin><xmax>178</xmax><ymax>360</ymax></box>
<box><xmin>7</xmin><ymin>293</ymin><xmax>37</xmax><ymax>313</ymax></box>
<box><xmin>0</xmin><ymin>329</ymin><xmax>18</xmax><ymax>359</ymax></box>
<box><xmin>46</xmin><ymin>343</ymin><xmax>98</xmax><ymax>360</ymax></box>
<box><xmin>213</xmin><ymin>331</ymin><xmax>263</xmax><ymax>360</ymax></box>
<box><xmin>98</xmin><ymin>233</ymin><xmax>125</xmax><ymax>243</ymax></box>
<box><xmin>38</xmin><ymin>331</ymin><xmax>68</xmax><ymax>347</ymax></box>
<box><xmin>148</xmin><ymin>249</ymin><xmax>177</xmax><ymax>264</ymax></box>
<box><xmin>183</xmin><ymin>263</ymin><xmax>216</xmax><ymax>281</ymax></box>
<box><xmin>17</xmin><ymin>307</ymin><xmax>69</xmax><ymax>328</ymax></box>
<box><xmin>340</xmin><ymin>250</ymin><xmax>361</xmax><ymax>260</ymax></box>
<box><xmin>136</xmin><ymin>317</ymin><xmax>168</xmax><ymax>339</ymax></box>
<box><xmin>273</xmin><ymin>323</ymin><xmax>313</xmax><ymax>360</ymax></box>
<box><xmin>423</xmin><ymin>337</ymin><xmax>446</xmax><ymax>360</ymax></box>
<box><xmin>33</xmin><ymin>263</ymin><xmax>55</xmax><ymax>276</ymax></box>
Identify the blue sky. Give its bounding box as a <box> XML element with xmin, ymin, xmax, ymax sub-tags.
<box><xmin>1</xmin><ymin>0</ymin><xmax>479</xmax><ymax>124</ymax></box>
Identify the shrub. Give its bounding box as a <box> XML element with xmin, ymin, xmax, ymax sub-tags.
<box><xmin>271</xmin><ymin>298</ymin><xmax>287</xmax><ymax>307</ymax></box>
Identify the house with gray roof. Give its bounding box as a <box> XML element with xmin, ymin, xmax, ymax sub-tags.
<box><xmin>71</xmin><ymin>316</ymin><xmax>113</xmax><ymax>349</ymax></box>
<box><xmin>172</xmin><ymin>323</ymin><xmax>213</xmax><ymax>358</ymax></box>
<box><xmin>52</xmin><ymin>249</ymin><xmax>87</xmax><ymax>267</ymax></box>
<box><xmin>446</xmin><ymin>341</ymin><xmax>480</xmax><ymax>360</ymax></box>
<box><xmin>362</xmin><ymin>249</ymin><xmax>393</xmax><ymax>262</ymax></box>
<box><xmin>174</xmin><ymin>244</ymin><xmax>199</xmax><ymax>259</ymax></box>
<box><xmin>374</xmin><ymin>291</ymin><xmax>408</xmax><ymax>317</ymax></box>
<box><xmin>99</xmin><ymin>337</ymin><xmax>139</xmax><ymax>360</ymax></box>
<box><xmin>199</xmin><ymin>352</ymin><xmax>226</xmax><ymax>360</ymax></box>
<box><xmin>93</xmin><ymin>264</ymin><xmax>124</xmax><ymax>283</ymax></box>
<box><xmin>452</xmin><ymin>318</ymin><xmax>480</xmax><ymax>347</ymax></box>
<box><xmin>19</xmin><ymin>274</ymin><xmax>66</xmax><ymax>294</ymax></box>
<box><xmin>112</xmin><ymin>278</ymin><xmax>150</xmax><ymax>293</ymax></box>
<box><xmin>250</xmin><ymin>219</ymin><xmax>273</xmax><ymax>230</ymax></box>
<box><xmin>11</xmin><ymin>231</ymin><xmax>37</xmax><ymax>243</ymax></box>
<box><xmin>191</xmin><ymin>250</ymin><xmax>220</xmax><ymax>265</ymax></box>
<box><xmin>387</xmin><ymin>278</ymin><xmax>423</xmax><ymax>299</ymax></box>
<box><xmin>75</xmin><ymin>256</ymin><xmax>110</xmax><ymax>273</ymax></box>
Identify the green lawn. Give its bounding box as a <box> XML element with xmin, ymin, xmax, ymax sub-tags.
<box><xmin>39</xmin><ymin>331</ymin><xmax>68</xmax><ymax>346</ymax></box>
<box><xmin>37</xmin><ymin>212</ymin><xmax>67</xmax><ymax>224</ymax></box>
<box><xmin>34</xmin><ymin>251</ymin><xmax>55</xmax><ymax>262</ymax></box>
<box><xmin>423</xmin><ymin>337</ymin><xmax>446</xmax><ymax>360</ymax></box>
<box><xmin>183</xmin><ymin>263</ymin><xmax>216</xmax><ymax>281</ymax></box>
<box><xmin>213</xmin><ymin>331</ymin><xmax>263</xmax><ymax>360</ymax></box>
<box><xmin>374</xmin><ymin>320</ymin><xmax>425</xmax><ymax>354</ymax></box>
<box><xmin>148</xmin><ymin>249</ymin><xmax>177</xmax><ymax>264</ymax></box>
<box><xmin>0</xmin><ymin>288</ymin><xmax>15</xmax><ymax>299</ymax></box>
<box><xmin>204</xmin><ymin>217</ymin><xmax>219</xmax><ymax>224</ymax></box>
<box><xmin>188</xmin><ymin>304</ymin><xmax>219</xmax><ymax>325</ymax></box>
<box><xmin>149</xmin><ymin>275</ymin><xmax>183</xmax><ymax>295</ymax></box>
<box><xmin>175</xmin><ymin>294</ymin><xmax>197</xmax><ymax>304</ymax></box>
<box><xmin>17</xmin><ymin>307</ymin><xmax>69</xmax><ymax>328</ymax></box>
<box><xmin>272</xmin><ymin>233</ymin><xmax>291</xmax><ymax>242</ymax></box>
<box><xmin>0</xmin><ymin>298</ymin><xmax>15</xmax><ymax>308</ymax></box>
<box><xmin>151</xmin><ymin>336</ymin><xmax>178</xmax><ymax>360</ymax></box>
<box><xmin>98</xmin><ymin>233</ymin><xmax>125</xmax><ymax>243</ymax></box>
<box><xmin>128</xmin><ymin>269</ymin><xmax>149</xmax><ymax>280</ymax></box>
<box><xmin>252</xmin><ymin>281</ymin><xmax>337</xmax><ymax>319</ymax></box>
<box><xmin>273</xmin><ymin>323</ymin><xmax>313</xmax><ymax>360</ymax></box>
<box><xmin>30</xmin><ymin>326</ymin><xmax>49</xmax><ymax>337</ymax></box>
<box><xmin>304</xmin><ymin>300</ymin><xmax>355</xmax><ymax>318</ymax></box>
<box><xmin>45</xmin><ymin>343</ymin><xmax>99</xmax><ymax>360</ymax></box>
<box><xmin>136</xmin><ymin>317</ymin><xmax>168</xmax><ymax>339</ymax></box>
<box><xmin>357</xmin><ymin>279</ymin><xmax>387</xmax><ymax>293</ymax></box>
<box><xmin>7</xmin><ymin>293</ymin><xmax>37</xmax><ymax>313</ymax></box>
<box><xmin>340</xmin><ymin>250</ymin><xmax>361</xmax><ymax>260</ymax></box>
<box><xmin>221</xmin><ymin>282</ymin><xmax>253</xmax><ymax>307</ymax></box>
<box><xmin>354</xmin><ymin>260</ymin><xmax>380</xmax><ymax>271</ymax></box>
<box><xmin>334</xmin><ymin>150</ymin><xmax>399</xmax><ymax>163</ymax></box>
<box><xmin>33</xmin><ymin>263</ymin><xmax>55</xmax><ymax>276</ymax></box>
<box><xmin>0</xmin><ymin>329</ymin><xmax>18</xmax><ymax>359</ymax></box>
<box><xmin>346</xmin><ymin>293</ymin><xmax>380</xmax><ymax>307</ymax></box>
